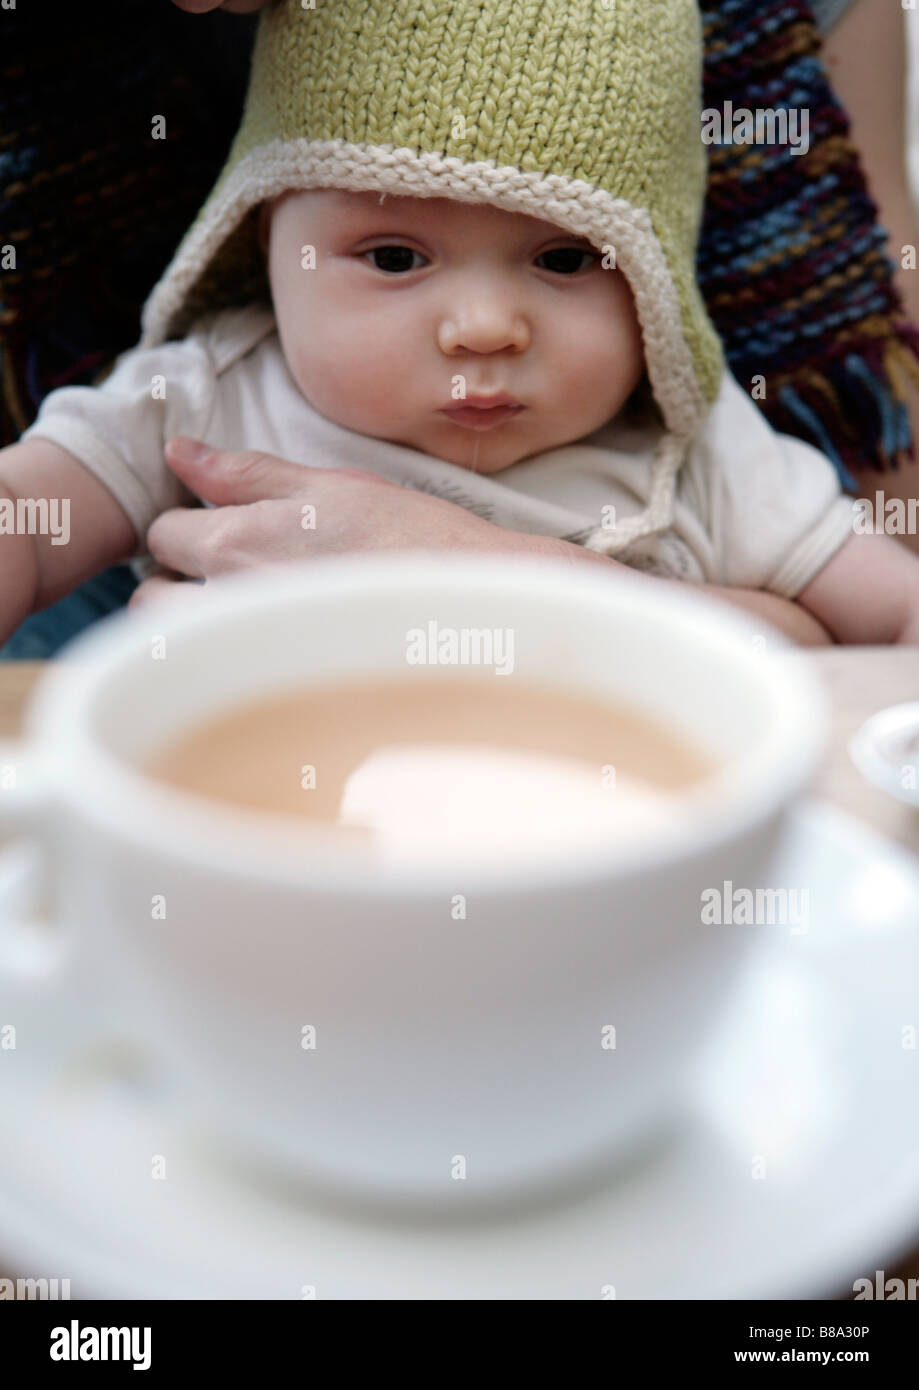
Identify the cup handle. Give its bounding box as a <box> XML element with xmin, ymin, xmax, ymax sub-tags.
<box><xmin>0</xmin><ymin>741</ymin><xmax>67</xmax><ymax>992</ymax></box>
<box><xmin>0</xmin><ymin>739</ymin><xmax>157</xmax><ymax>1092</ymax></box>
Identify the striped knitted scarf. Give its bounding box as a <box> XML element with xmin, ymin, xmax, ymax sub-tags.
<box><xmin>2</xmin><ymin>0</ymin><xmax>918</xmax><ymax>488</ymax></box>
<box><xmin>699</xmin><ymin>0</ymin><xmax>919</xmax><ymax>486</ymax></box>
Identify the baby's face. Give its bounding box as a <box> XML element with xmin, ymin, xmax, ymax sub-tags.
<box><xmin>260</xmin><ymin>189</ymin><xmax>645</xmax><ymax>474</ymax></box>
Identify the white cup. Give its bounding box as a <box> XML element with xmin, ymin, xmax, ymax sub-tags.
<box><xmin>0</xmin><ymin>554</ymin><xmax>826</xmax><ymax>1211</ymax></box>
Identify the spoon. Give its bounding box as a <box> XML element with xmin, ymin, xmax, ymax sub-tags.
<box><xmin>849</xmin><ymin>702</ymin><xmax>919</xmax><ymax>808</ymax></box>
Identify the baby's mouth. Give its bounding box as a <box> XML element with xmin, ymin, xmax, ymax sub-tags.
<box><xmin>440</xmin><ymin>403</ymin><xmax>524</xmax><ymax>431</ymax></box>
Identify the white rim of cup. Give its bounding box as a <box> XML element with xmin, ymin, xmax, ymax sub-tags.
<box><xmin>21</xmin><ymin>554</ymin><xmax>828</xmax><ymax>897</ymax></box>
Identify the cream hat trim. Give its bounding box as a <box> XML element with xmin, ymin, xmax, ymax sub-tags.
<box><xmin>140</xmin><ymin>139</ymin><xmax>709</xmax><ymax>439</ymax></box>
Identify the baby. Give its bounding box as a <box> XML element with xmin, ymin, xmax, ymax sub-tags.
<box><xmin>1</xmin><ymin>0</ymin><xmax>918</xmax><ymax>646</ymax></box>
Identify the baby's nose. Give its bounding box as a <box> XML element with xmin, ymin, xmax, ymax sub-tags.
<box><xmin>437</xmin><ymin>303</ymin><xmax>529</xmax><ymax>355</ymax></box>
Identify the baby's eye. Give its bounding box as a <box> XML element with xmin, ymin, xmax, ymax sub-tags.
<box><xmin>535</xmin><ymin>247</ymin><xmax>597</xmax><ymax>275</ymax></box>
<box><xmin>364</xmin><ymin>245</ymin><xmax>427</xmax><ymax>274</ymax></box>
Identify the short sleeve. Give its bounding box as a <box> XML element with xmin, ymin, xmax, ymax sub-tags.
<box><xmin>697</xmin><ymin>372</ymin><xmax>858</xmax><ymax>597</ymax></box>
<box><xmin>20</xmin><ymin>334</ymin><xmax>217</xmax><ymax>557</ymax></box>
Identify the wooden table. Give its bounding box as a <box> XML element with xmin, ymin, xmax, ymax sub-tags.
<box><xmin>1</xmin><ymin>652</ymin><xmax>918</xmax><ymax>1299</ymax></box>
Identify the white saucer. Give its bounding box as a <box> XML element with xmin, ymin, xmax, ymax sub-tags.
<box><xmin>2</xmin><ymin>798</ymin><xmax>919</xmax><ymax>1299</ymax></box>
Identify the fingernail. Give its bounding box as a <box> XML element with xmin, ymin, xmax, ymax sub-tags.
<box><xmin>168</xmin><ymin>437</ymin><xmax>210</xmax><ymax>464</ymax></box>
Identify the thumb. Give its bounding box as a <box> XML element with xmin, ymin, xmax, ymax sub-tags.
<box><xmin>164</xmin><ymin>438</ymin><xmax>312</xmax><ymax>505</ymax></box>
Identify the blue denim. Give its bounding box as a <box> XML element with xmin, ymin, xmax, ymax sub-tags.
<box><xmin>0</xmin><ymin>565</ymin><xmax>138</xmax><ymax>660</ymax></box>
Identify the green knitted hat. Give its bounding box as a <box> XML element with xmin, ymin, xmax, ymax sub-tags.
<box><xmin>140</xmin><ymin>0</ymin><xmax>725</xmax><ymax>555</ymax></box>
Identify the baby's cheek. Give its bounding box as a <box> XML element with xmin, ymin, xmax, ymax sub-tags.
<box><xmin>324</xmin><ymin>349</ymin><xmax>404</xmax><ymax>422</ymax></box>
<box><xmin>287</xmin><ymin>342</ymin><xmax>372</xmax><ymax>426</ymax></box>
<box><xmin>582</xmin><ymin>306</ymin><xmax>645</xmax><ymax>398</ymax></box>
<box><xmin>290</xmin><ymin>341</ymin><xmax>339</xmax><ymax>404</ymax></box>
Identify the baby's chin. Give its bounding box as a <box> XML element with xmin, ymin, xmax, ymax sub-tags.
<box><xmin>389</xmin><ymin>423</ymin><xmax>572</xmax><ymax>474</ymax></box>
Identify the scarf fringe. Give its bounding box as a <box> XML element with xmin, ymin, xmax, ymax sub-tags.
<box><xmin>768</xmin><ymin>328</ymin><xmax>919</xmax><ymax>489</ymax></box>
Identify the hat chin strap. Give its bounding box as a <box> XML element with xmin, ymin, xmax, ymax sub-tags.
<box><xmin>581</xmin><ymin>432</ymin><xmax>688</xmax><ymax>558</ymax></box>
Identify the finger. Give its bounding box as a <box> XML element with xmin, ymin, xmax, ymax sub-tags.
<box><xmin>147</xmin><ymin>504</ymin><xmax>227</xmax><ymax>579</ymax></box>
<box><xmin>164</xmin><ymin>438</ymin><xmax>322</xmax><ymax>507</ymax></box>
<box><xmin>146</xmin><ymin>502</ymin><xmax>273</xmax><ymax>579</ymax></box>
<box><xmin>127</xmin><ymin>574</ymin><xmax>203</xmax><ymax>612</ymax></box>
<box><xmin>164</xmin><ymin>437</ymin><xmax>397</xmax><ymax>507</ymax></box>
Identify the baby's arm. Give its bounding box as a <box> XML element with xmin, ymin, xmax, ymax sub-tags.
<box><xmin>794</xmin><ymin>532</ymin><xmax>919</xmax><ymax>645</ymax></box>
<box><xmin>0</xmin><ymin>438</ymin><xmax>137</xmax><ymax>644</ymax></box>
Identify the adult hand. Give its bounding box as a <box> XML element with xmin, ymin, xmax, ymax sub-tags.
<box><xmin>171</xmin><ymin>0</ymin><xmax>272</xmax><ymax>14</ymax></box>
<box><xmin>128</xmin><ymin>436</ymin><xmax>532</xmax><ymax>610</ymax></box>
